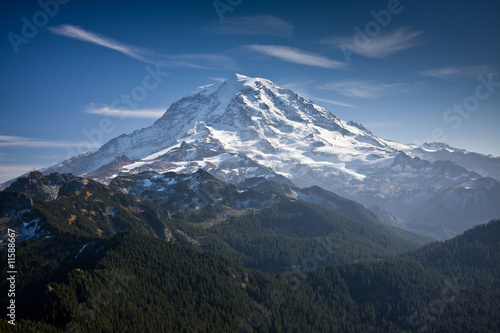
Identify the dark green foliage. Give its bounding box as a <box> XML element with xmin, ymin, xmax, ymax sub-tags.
<box><xmin>299</xmin><ymin>185</ymin><xmax>382</xmax><ymax>226</ymax></box>
<box><xmin>0</xmin><ymin>221</ymin><xmax>498</xmax><ymax>332</ymax></box>
<box><xmin>1</xmin><ymin>172</ymin><xmax>498</xmax><ymax>331</ymax></box>
<box><xmin>0</xmin><ymin>319</ymin><xmax>62</xmax><ymax>332</ymax></box>
<box><xmin>105</xmin><ymin>171</ymin><xmax>426</xmax><ymax>270</ymax></box>
<box><xmin>1</xmin><ymin>233</ymin><xmax>255</xmax><ymax>332</ymax></box>
<box><xmin>199</xmin><ymin>200</ymin><xmax>421</xmax><ymax>271</ymax></box>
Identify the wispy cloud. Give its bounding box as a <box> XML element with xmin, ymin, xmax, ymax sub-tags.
<box><xmin>280</xmin><ymin>79</ymin><xmax>315</xmax><ymax>92</ymax></box>
<box><xmin>48</xmin><ymin>24</ymin><xmax>154</xmax><ymax>63</ymax></box>
<box><xmin>323</xmin><ymin>26</ymin><xmax>422</xmax><ymax>58</ymax></box>
<box><xmin>163</xmin><ymin>53</ymin><xmax>235</xmax><ymax>69</ymax></box>
<box><xmin>204</xmin><ymin>15</ymin><xmax>294</xmax><ymax>38</ymax></box>
<box><xmin>310</xmin><ymin>97</ymin><xmax>356</xmax><ymax>108</ymax></box>
<box><xmin>279</xmin><ymin>80</ymin><xmax>355</xmax><ymax>108</ymax></box>
<box><xmin>48</xmin><ymin>24</ymin><xmax>234</xmax><ymax>69</ymax></box>
<box><xmin>246</xmin><ymin>44</ymin><xmax>347</xmax><ymax>69</ymax></box>
<box><xmin>318</xmin><ymin>80</ymin><xmax>416</xmax><ymax>99</ymax></box>
<box><xmin>0</xmin><ymin>135</ymin><xmax>93</xmax><ymax>148</ymax></box>
<box><xmin>85</xmin><ymin>104</ymin><xmax>165</xmax><ymax>119</ymax></box>
<box><xmin>421</xmin><ymin>65</ymin><xmax>494</xmax><ymax>79</ymax></box>
<box><xmin>208</xmin><ymin>77</ymin><xmax>227</xmax><ymax>82</ymax></box>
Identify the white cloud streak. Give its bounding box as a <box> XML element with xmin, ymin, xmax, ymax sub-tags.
<box><xmin>85</xmin><ymin>105</ymin><xmax>165</xmax><ymax>119</ymax></box>
<box><xmin>310</xmin><ymin>97</ymin><xmax>356</xmax><ymax>108</ymax></box>
<box><xmin>0</xmin><ymin>135</ymin><xmax>95</xmax><ymax>148</ymax></box>
<box><xmin>246</xmin><ymin>44</ymin><xmax>347</xmax><ymax>69</ymax></box>
<box><xmin>209</xmin><ymin>77</ymin><xmax>227</xmax><ymax>82</ymax></box>
<box><xmin>318</xmin><ymin>80</ymin><xmax>415</xmax><ymax>99</ymax></box>
<box><xmin>48</xmin><ymin>24</ymin><xmax>154</xmax><ymax>63</ymax></box>
<box><xmin>323</xmin><ymin>26</ymin><xmax>422</xmax><ymax>58</ymax></box>
<box><xmin>421</xmin><ymin>65</ymin><xmax>494</xmax><ymax>79</ymax></box>
<box><xmin>48</xmin><ymin>24</ymin><xmax>234</xmax><ymax>69</ymax></box>
<box><xmin>204</xmin><ymin>15</ymin><xmax>294</xmax><ymax>38</ymax></box>
<box><xmin>279</xmin><ymin>80</ymin><xmax>355</xmax><ymax>107</ymax></box>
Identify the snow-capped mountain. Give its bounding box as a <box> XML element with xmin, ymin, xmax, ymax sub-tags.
<box><xmin>47</xmin><ymin>74</ymin><xmax>412</xmax><ymax>182</ymax></box>
<box><xmin>35</xmin><ymin>74</ymin><xmax>500</xmax><ymax>239</ymax></box>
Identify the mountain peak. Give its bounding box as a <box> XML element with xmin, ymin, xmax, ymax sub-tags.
<box><xmin>47</xmin><ymin>73</ymin><xmax>374</xmax><ymax>181</ymax></box>
<box><xmin>23</xmin><ymin>72</ymin><xmax>499</xmax><ymax>240</ymax></box>
<box><xmin>191</xmin><ymin>73</ymin><xmax>270</xmax><ymax>98</ymax></box>
<box><xmin>160</xmin><ymin>73</ymin><xmax>338</xmax><ymax>131</ymax></box>
<box><xmin>233</xmin><ymin>73</ymin><xmax>250</xmax><ymax>81</ymax></box>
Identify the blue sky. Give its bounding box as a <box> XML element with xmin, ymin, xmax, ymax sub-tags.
<box><xmin>1</xmin><ymin>0</ymin><xmax>499</xmax><ymax>182</ymax></box>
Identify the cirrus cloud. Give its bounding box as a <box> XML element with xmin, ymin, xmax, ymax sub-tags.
<box><xmin>246</xmin><ymin>44</ymin><xmax>347</xmax><ymax>69</ymax></box>
<box><xmin>48</xmin><ymin>24</ymin><xmax>235</xmax><ymax>69</ymax></box>
<box><xmin>318</xmin><ymin>80</ymin><xmax>418</xmax><ymax>99</ymax></box>
<box><xmin>323</xmin><ymin>26</ymin><xmax>422</xmax><ymax>59</ymax></box>
<box><xmin>0</xmin><ymin>135</ymin><xmax>92</xmax><ymax>148</ymax></box>
<box><xmin>85</xmin><ymin>104</ymin><xmax>165</xmax><ymax>119</ymax></box>
<box><xmin>204</xmin><ymin>15</ymin><xmax>294</xmax><ymax>38</ymax></box>
<box><xmin>421</xmin><ymin>65</ymin><xmax>495</xmax><ymax>79</ymax></box>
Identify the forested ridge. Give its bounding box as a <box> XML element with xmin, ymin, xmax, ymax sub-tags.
<box><xmin>1</xmin><ymin>172</ymin><xmax>424</xmax><ymax>272</ymax></box>
<box><xmin>1</xmin><ymin>220</ymin><xmax>499</xmax><ymax>332</ymax></box>
<box><xmin>0</xmin><ymin>172</ymin><xmax>499</xmax><ymax>332</ymax></box>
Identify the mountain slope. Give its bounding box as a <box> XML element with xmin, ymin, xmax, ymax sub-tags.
<box><xmin>412</xmin><ymin>142</ymin><xmax>500</xmax><ymax>180</ymax></box>
<box><xmin>2</xmin><ymin>171</ymin><xmax>424</xmax><ymax>272</ymax></box>
<box><xmin>0</xmin><ymin>172</ymin><xmax>173</xmax><ymax>242</ymax></box>
<box><xmin>29</xmin><ymin>74</ymin><xmax>500</xmax><ymax>239</ymax></box>
<box><xmin>107</xmin><ymin>169</ymin><xmax>433</xmax><ymax>258</ymax></box>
